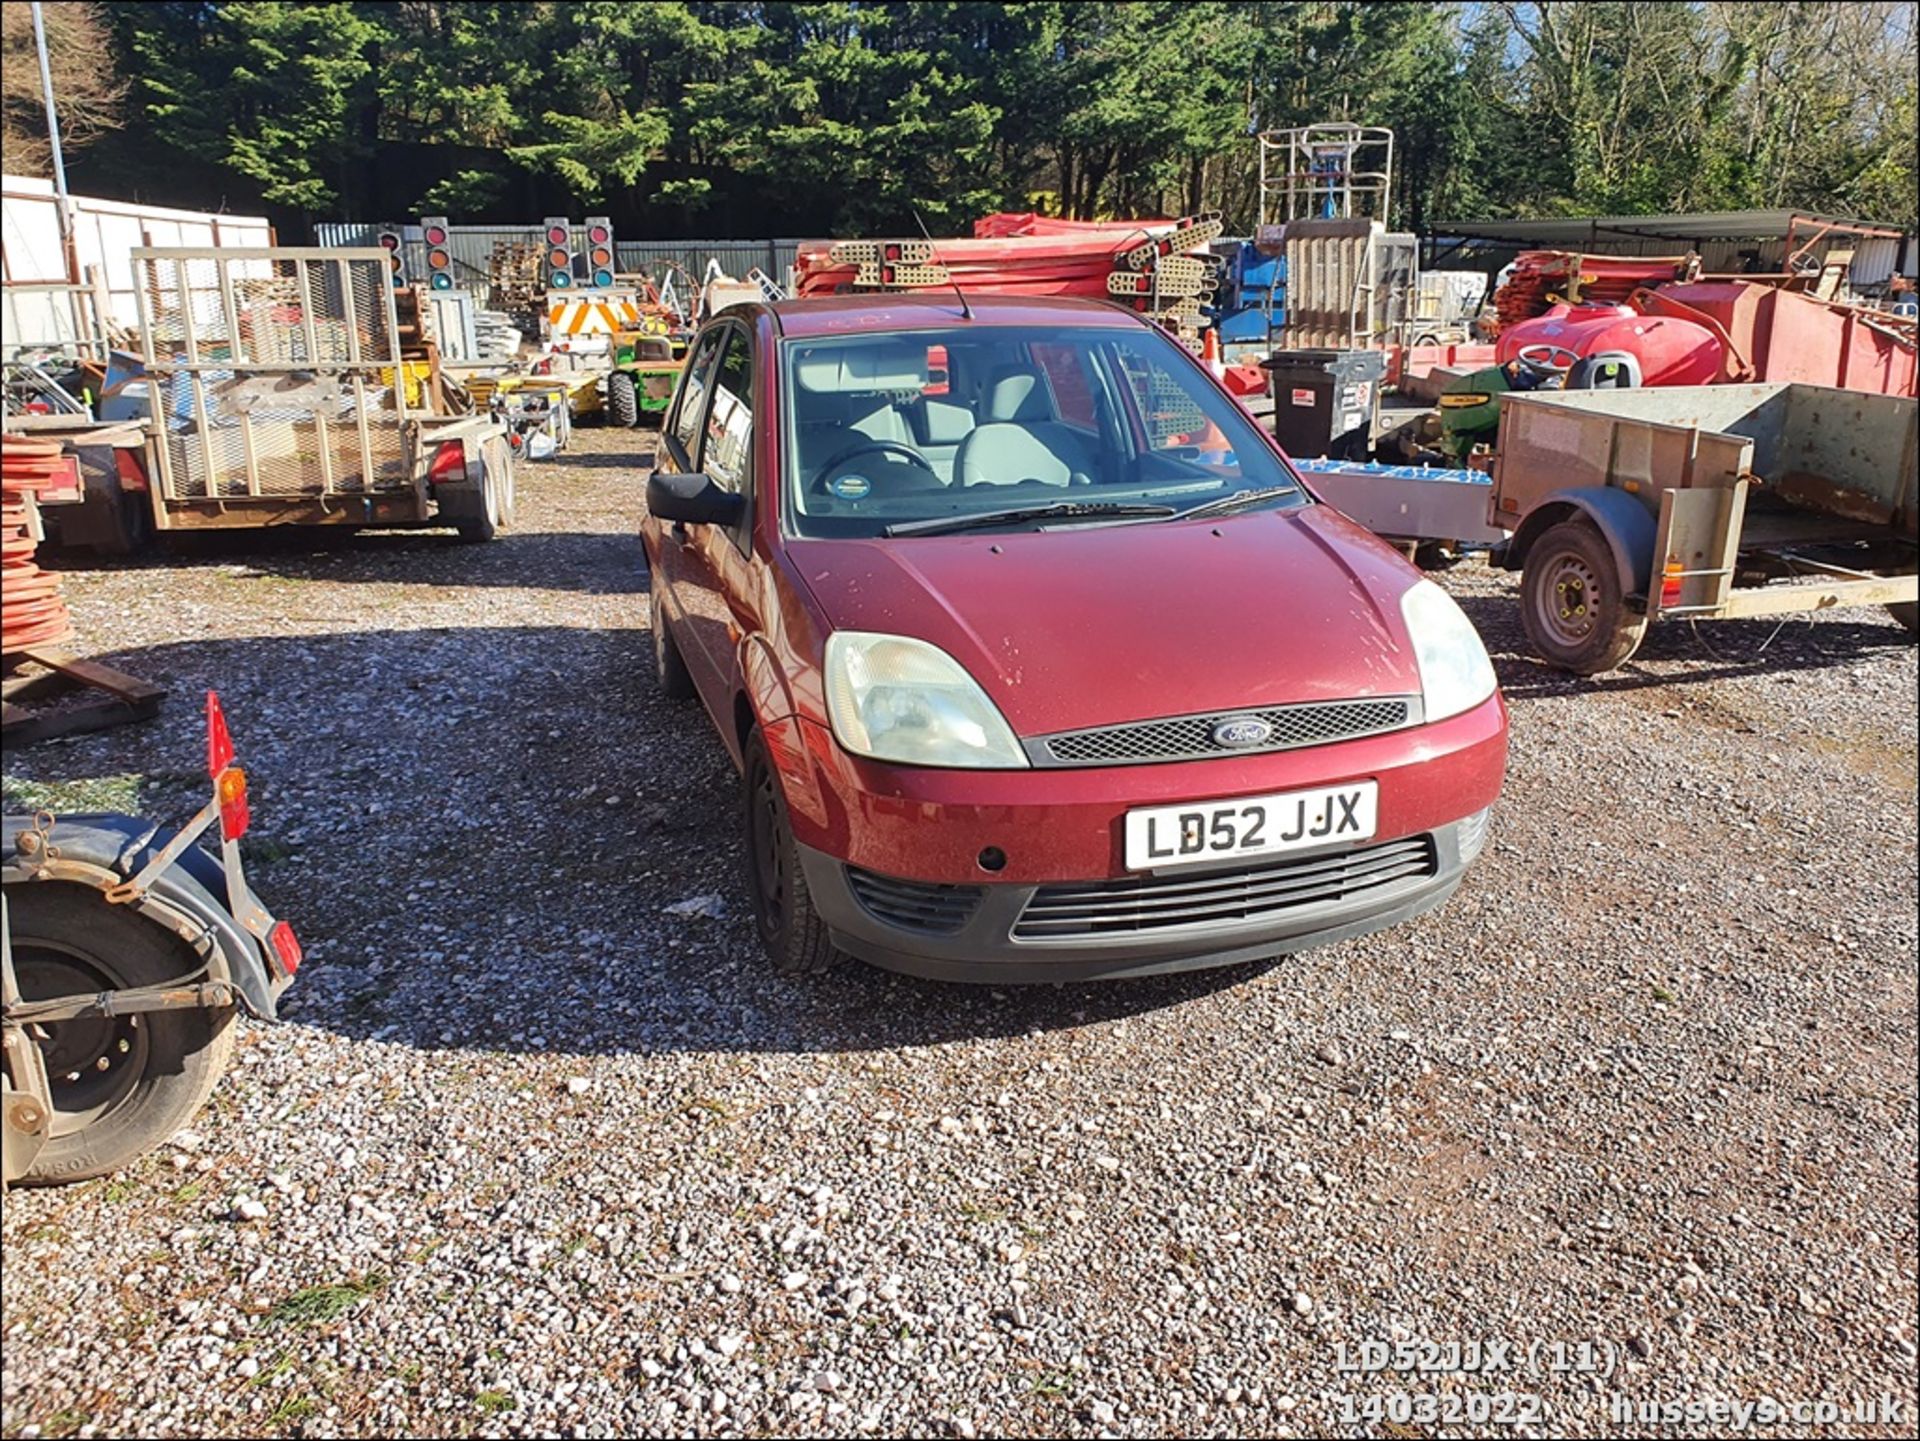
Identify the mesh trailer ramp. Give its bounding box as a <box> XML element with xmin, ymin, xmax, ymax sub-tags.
<box><xmin>132</xmin><ymin>247</ymin><xmax>508</xmax><ymax>535</ymax></box>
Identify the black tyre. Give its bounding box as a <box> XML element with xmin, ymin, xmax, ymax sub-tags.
<box><xmin>742</xmin><ymin>729</ymin><xmax>841</xmax><ymax>978</ymax></box>
<box><xmin>651</xmin><ymin>603</ymin><xmax>696</xmax><ymax>700</ymax></box>
<box><xmin>608</xmin><ymin>372</ymin><xmax>639</xmax><ymax>429</ymax></box>
<box><xmin>454</xmin><ymin>435</ymin><xmax>514</xmax><ymax>543</ymax></box>
<box><xmin>4</xmin><ymin>882</ymin><xmax>236</xmax><ymax>1185</ymax></box>
<box><xmin>1520</xmin><ymin>519</ymin><xmax>1648</xmax><ymax>674</ymax></box>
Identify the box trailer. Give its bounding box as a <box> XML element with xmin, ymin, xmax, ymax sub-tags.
<box><xmin>1490</xmin><ymin>383</ymin><xmax>1917</xmax><ymax>672</ymax></box>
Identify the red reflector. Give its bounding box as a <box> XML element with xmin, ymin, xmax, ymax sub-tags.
<box><xmin>207</xmin><ymin>691</ymin><xmax>235</xmax><ymax>777</ymax></box>
<box><xmin>268</xmin><ymin>920</ymin><xmax>302</xmax><ymax>976</ymax></box>
<box><xmin>883</xmin><ymin>243</ymin><xmax>902</xmax><ymax>261</ymax></box>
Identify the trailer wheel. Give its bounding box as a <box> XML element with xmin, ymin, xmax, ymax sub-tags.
<box><xmin>1520</xmin><ymin>519</ymin><xmax>1647</xmax><ymax>674</ymax></box>
<box><xmin>608</xmin><ymin>372</ymin><xmax>639</xmax><ymax>429</ymax></box>
<box><xmin>4</xmin><ymin>882</ymin><xmax>236</xmax><ymax>1185</ymax></box>
<box><xmin>455</xmin><ymin>435</ymin><xmax>513</xmax><ymax>543</ymax></box>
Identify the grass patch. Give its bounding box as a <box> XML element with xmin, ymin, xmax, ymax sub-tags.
<box><xmin>1029</xmin><ymin>1373</ymin><xmax>1073</xmax><ymax>1399</ymax></box>
<box><xmin>269</xmin><ymin>1394</ymin><xmax>320</xmax><ymax>1427</ymax></box>
<box><xmin>2</xmin><ymin>772</ymin><xmax>145</xmax><ymax>815</ymax></box>
<box><xmin>263</xmin><ymin>1274</ymin><xmax>387</xmax><ymax>1329</ymax></box>
<box><xmin>103</xmin><ymin>1179</ymin><xmax>135</xmax><ymax>1204</ymax></box>
<box><xmin>475</xmin><ymin>1390</ymin><xmax>516</xmax><ymax>1415</ymax></box>
<box><xmin>251</xmin><ymin>1349</ymin><xmax>298</xmax><ymax>1388</ymax></box>
<box><xmin>37</xmin><ymin>1408</ymin><xmax>91</xmax><ymax>1439</ymax></box>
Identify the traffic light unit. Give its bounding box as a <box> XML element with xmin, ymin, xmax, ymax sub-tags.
<box><xmin>377</xmin><ymin>229</ymin><xmax>405</xmax><ymax>288</ymax></box>
<box><xmin>421</xmin><ymin>216</ymin><xmax>454</xmax><ymax>291</ymax></box>
<box><xmin>544</xmin><ymin>216</ymin><xmax>575</xmax><ymax>289</ymax></box>
<box><xmin>583</xmin><ymin>217</ymin><xmax>615</xmax><ymax>288</ymax></box>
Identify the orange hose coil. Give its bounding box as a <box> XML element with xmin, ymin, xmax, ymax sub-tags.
<box><xmin>2</xmin><ymin>435</ymin><xmax>75</xmax><ymax>654</ymax></box>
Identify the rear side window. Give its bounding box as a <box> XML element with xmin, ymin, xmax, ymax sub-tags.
<box><xmin>701</xmin><ymin>327</ymin><xmax>753</xmax><ymax>493</ymax></box>
<box><xmin>1030</xmin><ymin>342</ymin><xmax>1097</xmax><ymax>428</ymax></box>
<box><xmin>669</xmin><ymin>331</ymin><xmax>724</xmax><ymax>457</ymax></box>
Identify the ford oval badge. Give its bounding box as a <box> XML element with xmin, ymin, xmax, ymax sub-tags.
<box><xmin>1210</xmin><ymin>716</ymin><xmax>1273</xmax><ymax>749</ymax></box>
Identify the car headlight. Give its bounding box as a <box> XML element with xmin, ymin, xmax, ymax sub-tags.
<box><xmin>1399</xmin><ymin>579</ymin><xmax>1498</xmax><ymax>722</ymax></box>
<box><xmin>824</xmin><ymin>631</ymin><xmax>1030</xmax><ymax>769</ymax></box>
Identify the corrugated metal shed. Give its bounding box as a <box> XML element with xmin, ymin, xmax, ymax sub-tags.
<box><xmin>1425</xmin><ymin>209</ymin><xmax>1916</xmax><ymax>286</ymax></box>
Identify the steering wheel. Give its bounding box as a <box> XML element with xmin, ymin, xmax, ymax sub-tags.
<box><xmin>1513</xmin><ymin>342</ymin><xmax>1582</xmax><ymax>378</ymax></box>
<box><xmin>811</xmin><ymin>439</ymin><xmax>937</xmax><ymax>492</ymax></box>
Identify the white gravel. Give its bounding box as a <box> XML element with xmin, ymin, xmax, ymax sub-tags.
<box><xmin>2</xmin><ymin>424</ymin><xmax>1915</xmax><ymax>1437</ymax></box>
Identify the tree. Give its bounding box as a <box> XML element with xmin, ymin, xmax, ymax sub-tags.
<box><xmin>2</xmin><ymin>1</ymin><xmax>125</xmax><ymax>178</ymax></box>
<box><xmin>119</xmin><ymin>1</ymin><xmax>381</xmax><ymax>214</ymax></box>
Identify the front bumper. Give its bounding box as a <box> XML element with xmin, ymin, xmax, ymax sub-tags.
<box><xmin>796</xmin><ymin>811</ymin><xmax>1489</xmax><ymax>983</ymax></box>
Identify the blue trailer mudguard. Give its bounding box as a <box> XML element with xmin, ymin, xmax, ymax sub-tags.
<box><xmin>2</xmin><ymin>812</ymin><xmax>289</xmax><ymax>1020</ymax></box>
<box><xmin>1500</xmin><ymin>486</ymin><xmax>1656</xmax><ymax>600</ymax></box>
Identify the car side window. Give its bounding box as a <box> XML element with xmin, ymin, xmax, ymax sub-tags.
<box><xmin>1029</xmin><ymin>341</ymin><xmax>1098</xmax><ymax>429</ymax></box>
<box><xmin>700</xmin><ymin>326</ymin><xmax>754</xmax><ymax>494</ymax></box>
<box><xmin>1110</xmin><ymin>337</ymin><xmax>1214</xmax><ymax>452</ymax></box>
<box><xmin>669</xmin><ymin>331</ymin><xmax>724</xmax><ymax>461</ymax></box>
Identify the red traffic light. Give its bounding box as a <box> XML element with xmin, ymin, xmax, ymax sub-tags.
<box><xmin>587</xmin><ymin>224</ymin><xmax>610</xmax><ymax>244</ymax></box>
<box><xmin>377</xmin><ymin>232</ymin><xmax>401</xmax><ymax>251</ymax></box>
<box><xmin>424</xmin><ymin>224</ymin><xmax>448</xmax><ymax>246</ymax></box>
<box><xmin>547</xmin><ymin>225</ymin><xmax>569</xmax><ymax>246</ymax></box>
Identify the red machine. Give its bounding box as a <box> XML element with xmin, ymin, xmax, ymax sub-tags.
<box><xmin>1487</xmin><ymin>282</ymin><xmax>1916</xmax><ymax>397</ymax></box>
<box><xmin>1494</xmin><ymin>301</ymin><xmax>1728</xmax><ymax>387</ymax></box>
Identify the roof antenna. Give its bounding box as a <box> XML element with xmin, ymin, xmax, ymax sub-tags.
<box><xmin>911</xmin><ymin>207</ymin><xmax>972</xmax><ymax>321</ymax></box>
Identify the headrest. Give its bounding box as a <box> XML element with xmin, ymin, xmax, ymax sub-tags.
<box><xmin>920</xmin><ymin>398</ymin><xmax>976</xmax><ymax>444</ymax></box>
<box><xmin>987</xmin><ymin>367</ymin><xmax>1049</xmax><ymax>422</ymax></box>
<box><xmin>794</xmin><ymin>343</ymin><xmax>926</xmax><ymax>394</ymax></box>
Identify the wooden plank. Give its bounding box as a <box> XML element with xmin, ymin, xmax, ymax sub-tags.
<box><xmin>18</xmin><ymin>649</ymin><xmax>168</xmax><ymax>703</ymax></box>
<box><xmin>1</xmin><ymin>693</ymin><xmax>160</xmax><ymax>745</ymax></box>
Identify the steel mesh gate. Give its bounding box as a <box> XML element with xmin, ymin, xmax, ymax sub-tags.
<box><xmin>133</xmin><ymin>248</ymin><xmax>415</xmax><ymax>502</ymax></box>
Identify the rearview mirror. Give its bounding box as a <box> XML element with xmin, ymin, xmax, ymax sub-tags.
<box><xmin>648</xmin><ymin>471</ymin><xmax>745</xmax><ymax>528</ymax></box>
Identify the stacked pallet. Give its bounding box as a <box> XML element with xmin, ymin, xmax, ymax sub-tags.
<box><xmin>1491</xmin><ymin>251</ymin><xmax>1691</xmax><ymax>335</ymax></box>
<box><xmin>792</xmin><ymin>214</ymin><xmax>1224</xmax><ymax>335</ymax></box>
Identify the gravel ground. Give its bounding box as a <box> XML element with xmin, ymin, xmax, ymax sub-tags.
<box><xmin>3</xmin><ymin>423</ymin><xmax>1915</xmax><ymax>1438</ymax></box>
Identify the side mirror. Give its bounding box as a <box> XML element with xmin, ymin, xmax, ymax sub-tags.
<box><xmin>648</xmin><ymin>471</ymin><xmax>745</xmax><ymax>528</ymax></box>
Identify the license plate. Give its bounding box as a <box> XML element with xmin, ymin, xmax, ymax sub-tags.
<box><xmin>1123</xmin><ymin>781</ymin><xmax>1378</xmax><ymax>871</ymax></box>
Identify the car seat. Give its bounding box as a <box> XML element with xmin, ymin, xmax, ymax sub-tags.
<box><xmin>952</xmin><ymin>366</ymin><xmax>1093</xmax><ymax>487</ymax></box>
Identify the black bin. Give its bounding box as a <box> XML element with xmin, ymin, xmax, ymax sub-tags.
<box><xmin>1261</xmin><ymin>348</ymin><xmax>1387</xmax><ymax>460</ymax></box>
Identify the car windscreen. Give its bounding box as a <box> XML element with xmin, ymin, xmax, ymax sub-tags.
<box><xmin>779</xmin><ymin>324</ymin><xmax>1308</xmax><ymax>538</ymax></box>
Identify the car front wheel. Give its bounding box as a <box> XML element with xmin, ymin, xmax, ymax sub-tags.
<box><xmin>742</xmin><ymin>729</ymin><xmax>841</xmax><ymax>978</ymax></box>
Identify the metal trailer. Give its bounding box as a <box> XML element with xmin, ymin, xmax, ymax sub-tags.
<box><xmin>1490</xmin><ymin>383</ymin><xmax>1918</xmax><ymax>672</ymax></box>
<box><xmin>131</xmin><ymin>247</ymin><xmax>513</xmax><ymax>539</ymax></box>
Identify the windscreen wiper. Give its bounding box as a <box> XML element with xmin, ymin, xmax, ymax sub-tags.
<box><xmin>1174</xmin><ymin>485</ymin><xmax>1303</xmax><ymax>522</ymax></box>
<box><xmin>883</xmin><ymin>502</ymin><xmax>1176</xmax><ymax>537</ymax></box>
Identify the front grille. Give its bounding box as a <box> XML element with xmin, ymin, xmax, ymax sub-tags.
<box><xmin>1032</xmin><ymin>698</ymin><xmax>1418</xmax><ymax>767</ymax></box>
<box><xmin>846</xmin><ymin>868</ymin><xmax>985</xmax><ymax>935</ymax></box>
<box><xmin>1013</xmin><ymin>834</ymin><xmax>1437</xmax><ymax>939</ymax></box>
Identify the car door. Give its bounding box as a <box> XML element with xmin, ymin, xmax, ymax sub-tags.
<box><xmin>657</xmin><ymin>318</ymin><xmax>760</xmax><ymax>724</ymax></box>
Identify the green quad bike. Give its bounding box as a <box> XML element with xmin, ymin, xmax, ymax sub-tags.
<box><xmin>605</xmin><ymin>334</ymin><xmax>688</xmax><ymax>429</ymax></box>
<box><xmin>1437</xmin><ymin>343</ymin><xmax>1639</xmax><ymax>463</ymax></box>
